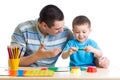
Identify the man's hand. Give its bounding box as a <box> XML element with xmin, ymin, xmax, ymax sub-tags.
<box><xmin>98</xmin><ymin>57</ymin><xmax>110</xmax><ymax>68</ymax></box>
<box><xmin>36</xmin><ymin>44</ymin><xmax>61</xmax><ymax>59</ymax></box>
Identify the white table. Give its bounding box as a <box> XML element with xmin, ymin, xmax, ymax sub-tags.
<box><xmin>0</xmin><ymin>67</ymin><xmax>120</xmax><ymax>80</ymax></box>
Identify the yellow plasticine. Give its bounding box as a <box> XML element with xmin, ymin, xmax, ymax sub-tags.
<box><xmin>24</xmin><ymin>70</ymin><xmax>54</xmax><ymax>77</ymax></box>
<box><xmin>71</xmin><ymin>67</ymin><xmax>81</xmax><ymax>74</ymax></box>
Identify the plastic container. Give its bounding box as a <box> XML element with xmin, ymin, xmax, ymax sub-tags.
<box><xmin>87</xmin><ymin>66</ymin><xmax>97</xmax><ymax>73</ymax></box>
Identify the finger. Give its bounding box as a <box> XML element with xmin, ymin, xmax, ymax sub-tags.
<box><xmin>40</xmin><ymin>44</ymin><xmax>45</xmax><ymax>49</ymax></box>
<box><xmin>99</xmin><ymin>60</ymin><xmax>109</xmax><ymax>68</ymax></box>
<box><xmin>54</xmin><ymin>48</ymin><xmax>61</xmax><ymax>54</ymax></box>
<box><xmin>100</xmin><ymin>63</ymin><xmax>108</xmax><ymax>68</ymax></box>
<box><xmin>72</xmin><ymin>48</ymin><xmax>77</xmax><ymax>52</ymax></box>
<box><xmin>99</xmin><ymin>57</ymin><xmax>104</xmax><ymax>60</ymax></box>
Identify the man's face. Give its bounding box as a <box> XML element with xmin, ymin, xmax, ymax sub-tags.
<box><xmin>46</xmin><ymin>20</ymin><xmax>64</xmax><ymax>36</ymax></box>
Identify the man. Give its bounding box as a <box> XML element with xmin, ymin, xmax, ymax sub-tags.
<box><xmin>10</xmin><ymin>4</ymin><xmax>109</xmax><ymax>68</ymax></box>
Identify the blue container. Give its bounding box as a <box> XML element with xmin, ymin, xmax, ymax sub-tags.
<box><xmin>17</xmin><ymin>70</ymin><xmax>24</xmax><ymax>76</ymax></box>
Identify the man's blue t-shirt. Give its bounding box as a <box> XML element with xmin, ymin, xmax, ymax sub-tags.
<box><xmin>63</xmin><ymin>39</ymin><xmax>100</xmax><ymax>67</ymax></box>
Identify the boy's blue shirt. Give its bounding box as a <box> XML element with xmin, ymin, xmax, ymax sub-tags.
<box><xmin>63</xmin><ymin>39</ymin><xmax>101</xmax><ymax>67</ymax></box>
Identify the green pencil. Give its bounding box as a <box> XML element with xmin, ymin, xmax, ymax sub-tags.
<box><xmin>78</xmin><ymin>48</ymin><xmax>84</xmax><ymax>50</ymax></box>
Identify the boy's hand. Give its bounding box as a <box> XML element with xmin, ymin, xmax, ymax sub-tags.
<box><xmin>68</xmin><ymin>47</ymin><xmax>78</xmax><ymax>55</ymax></box>
<box><xmin>84</xmin><ymin>46</ymin><xmax>94</xmax><ymax>52</ymax></box>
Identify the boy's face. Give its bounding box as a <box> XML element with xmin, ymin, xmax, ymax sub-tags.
<box><xmin>72</xmin><ymin>24</ymin><xmax>91</xmax><ymax>43</ymax></box>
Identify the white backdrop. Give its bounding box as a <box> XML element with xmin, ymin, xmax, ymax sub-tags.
<box><xmin>0</xmin><ymin>0</ymin><xmax>120</xmax><ymax>67</ymax></box>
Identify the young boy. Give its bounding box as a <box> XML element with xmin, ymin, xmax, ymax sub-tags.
<box><xmin>62</xmin><ymin>15</ymin><xmax>103</xmax><ymax>67</ymax></box>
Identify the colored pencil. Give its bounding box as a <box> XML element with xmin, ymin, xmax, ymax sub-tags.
<box><xmin>7</xmin><ymin>46</ymin><xmax>21</xmax><ymax>59</ymax></box>
<box><xmin>78</xmin><ymin>48</ymin><xmax>84</xmax><ymax>51</ymax></box>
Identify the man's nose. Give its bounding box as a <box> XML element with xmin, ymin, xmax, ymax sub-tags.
<box><xmin>58</xmin><ymin>28</ymin><xmax>63</xmax><ymax>32</ymax></box>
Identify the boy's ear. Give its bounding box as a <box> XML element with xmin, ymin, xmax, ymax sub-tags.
<box><xmin>90</xmin><ymin>28</ymin><xmax>92</xmax><ymax>32</ymax></box>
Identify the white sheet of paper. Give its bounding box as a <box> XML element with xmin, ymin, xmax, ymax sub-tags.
<box><xmin>0</xmin><ymin>67</ymin><xmax>9</xmax><ymax>75</ymax></box>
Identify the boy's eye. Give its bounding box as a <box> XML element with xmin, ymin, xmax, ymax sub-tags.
<box><xmin>83</xmin><ymin>31</ymin><xmax>86</xmax><ymax>33</ymax></box>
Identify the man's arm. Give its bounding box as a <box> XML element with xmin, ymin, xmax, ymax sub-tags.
<box><xmin>95</xmin><ymin>56</ymin><xmax>110</xmax><ymax>68</ymax></box>
<box><xmin>19</xmin><ymin>52</ymin><xmax>43</xmax><ymax>66</ymax></box>
<box><xmin>19</xmin><ymin>44</ymin><xmax>61</xmax><ymax>66</ymax></box>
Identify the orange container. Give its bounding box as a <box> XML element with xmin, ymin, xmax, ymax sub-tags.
<box><xmin>9</xmin><ymin>70</ymin><xmax>17</xmax><ymax>76</ymax></box>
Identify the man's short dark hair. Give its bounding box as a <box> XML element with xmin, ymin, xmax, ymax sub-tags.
<box><xmin>38</xmin><ymin>4</ymin><xmax>64</xmax><ymax>28</ymax></box>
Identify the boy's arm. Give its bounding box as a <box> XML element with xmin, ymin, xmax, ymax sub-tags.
<box><xmin>84</xmin><ymin>46</ymin><xmax>103</xmax><ymax>58</ymax></box>
<box><xmin>92</xmin><ymin>49</ymin><xmax>103</xmax><ymax>58</ymax></box>
<box><xmin>62</xmin><ymin>51</ymin><xmax>70</xmax><ymax>59</ymax></box>
<box><xmin>62</xmin><ymin>47</ymin><xmax>78</xmax><ymax>59</ymax></box>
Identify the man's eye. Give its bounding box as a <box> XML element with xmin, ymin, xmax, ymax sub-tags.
<box><xmin>75</xmin><ymin>32</ymin><xmax>80</xmax><ymax>33</ymax></box>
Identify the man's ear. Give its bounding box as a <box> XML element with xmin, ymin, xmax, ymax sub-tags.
<box><xmin>41</xmin><ymin>22</ymin><xmax>48</xmax><ymax>29</ymax></box>
<box><xmin>72</xmin><ymin>29</ymin><xmax>74</xmax><ymax>32</ymax></box>
<box><xmin>72</xmin><ymin>29</ymin><xmax>75</xmax><ymax>34</ymax></box>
